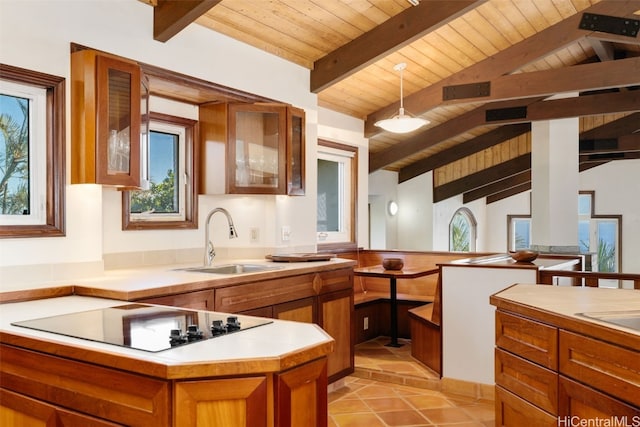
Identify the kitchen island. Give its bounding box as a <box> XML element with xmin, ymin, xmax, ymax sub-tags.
<box><xmin>0</xmin><ymin>295</ymin><xmax>334</xmax><ymax>426</ymax></box>
<box><xmin>490</xmin><ymin>284</ymin><xmax>639</xmax><ymax>424</ymax></box>
<box><xmin>1</xmin><ymin>257</ymin><xmax>356</xmax><ymax>384</ymax></box>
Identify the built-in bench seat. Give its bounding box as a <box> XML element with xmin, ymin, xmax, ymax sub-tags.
<box><xmin>339</xmin><ymin>250</ymin><xmax>482</xmax><ymax>375</ymax></box>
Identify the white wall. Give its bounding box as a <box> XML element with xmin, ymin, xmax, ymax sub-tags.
<box><xmin>398</xmin><ymin>173</ymin><xmax>434</xmax><ymax>251</ymax></box>
<box><xmin>0</xmin><ymin>1</ymin><xmax>364</xmax><ymax>284</ymax></box>
<box><xmin>383</xmin><ymin>159</ymin><xmax>639</xmax><ymax>274</ymax></box>
<box><xmin>368</xmin><ymin>170</ymin><xmax>399</xmax><ymax>249</ymax></box>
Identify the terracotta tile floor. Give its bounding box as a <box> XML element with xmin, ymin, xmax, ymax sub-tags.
<box><xmin>328</xmin><ymin>337</ymin><xmax>495</xmax><ymax>427</ymax></box>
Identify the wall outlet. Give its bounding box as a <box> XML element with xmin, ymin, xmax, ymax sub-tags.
<box><xmin>363</xmin><ymin>316</ymin><xmax>369</xmax><ymax>330</ymax></box>
<box><xmin>249</xmin><ymin>227</ymin><xmax>259</xmax><ymax>243</ymax></box>
<box><xmin>281</xmin><ymin>226</ymin><xmax>291</xmax><ymax>241</ymax></box>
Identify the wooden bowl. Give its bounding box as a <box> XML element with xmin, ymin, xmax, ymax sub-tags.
<box><xmin>382</xmin><ymin>258</ymin><xmax>404</xmax><ymax>270</ymax></box>
<box><xmin>509</xmin><ymin>250</ymin><xmax>539</xmax><ymax>263</ymax></box>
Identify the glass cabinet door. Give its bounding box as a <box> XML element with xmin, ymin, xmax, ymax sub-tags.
<box><xmin>227</xmin><ymin>104</ymin><xmax>286</xmax><ymax>194</ymax></box>
<box><xmin>95</xmin><ymin>55</ymin><xmax>141</xmax><ymax>187</ymax></box>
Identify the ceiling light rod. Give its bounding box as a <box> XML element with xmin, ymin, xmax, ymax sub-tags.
<box><xmin>374</xmin><ymin>62</ymin><xmax>429</xmax><ymax>134</ymax></box>
<box><xmin>407</xmin><ymin>0</ymin><xmax>420</xmax><ymax>7</ymax></box>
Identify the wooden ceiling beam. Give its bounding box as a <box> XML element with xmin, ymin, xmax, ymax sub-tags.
<box><xmin>433</xmin><ymin>154</ymin><xmax>531</xmax><ymax>203</ymax></box>
<box><xmin>310</xmin><ymin>0</ymin><xmax>483</xmax><ymax>93</ymax></box>
<box><xmin>463</xmin><ymin>170</ymin><xmax>531</xmax><ymax>204</ymax></box>
<box><xmin>589</xmin><ymin>38</ymin><xmax>616</xmax><ymax>62</ymax></box>
<box><xmin>398</xmin><ymin>123</ymin><xmax>531</xmax><ymax>183</ymax></box>
<box><xmin>372</xmin><ymin>90</ymin><xmax>640</xmax><ymax>173</ymax></box>
<box><xmin>153</xmin><ymin>0</ymin><xmax>222</xmax><ymax>42</ymax></box>
<box><xmin>440</xmin><ymin>57</ymin><xmax>640</xmax><ymax>107</ymax></box>
<box><xmin>447</xmin><ymin>117</ymin><xmax>639</xmax><ymax>202</ymax></box>
<box><xmin>580</xmin><ymin>112</ymin><xmax>640</xmax><ymax>139</ymax></box>
<box><xmin>364</xmin><ymin>0</ymin><xmax>640</xmax><ymax>137</ymax></box>
<box><xmin>486</xmin><ymin>183</ymin><xmax>531</xmax><ymax>204</ymax></box>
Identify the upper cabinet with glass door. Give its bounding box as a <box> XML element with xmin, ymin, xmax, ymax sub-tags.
<box><xmin>224</xmin><ymin>103</ymin><xmax>305</xmax><ymax>195</ymax></box>
<box><xmin>71</xmin><ymin>49</ymin><xmax>148</xmax><ymax>188</ymax></box>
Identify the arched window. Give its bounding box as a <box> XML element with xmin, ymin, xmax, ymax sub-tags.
<box><xmin>449</xmin><ymin>208</ymin><xmax>477</xmax><ymax>252</ymax></box>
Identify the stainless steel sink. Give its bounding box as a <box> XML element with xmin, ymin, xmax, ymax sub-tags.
<box><xmin>577</xmin><ymin>310</ymin><xmax>640</xmax><ymax>331</ymax></box>
<box><xmin>177</xmin><ymin>264</ymin><xmax>284</xmax><ymax>275</ymax></box>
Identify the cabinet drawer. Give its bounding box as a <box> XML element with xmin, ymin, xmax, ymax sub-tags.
<box><xmin>559</xmin><ymin>330</ymin><xmax>640</xmax><ymax>408</ymax></box>
<box><xmin>496</xmin><ymin>386</ymin><xmax>557</xmax><ymax>427</ymax></box>
<box><xmin>496</xmin><ymin>311</ymin><xmax>558</xmax><ymax>369</ymax></box>
<box><xmin>559</xmin><ymin>376</ymin><xmax>640</xmax><ymax>418</ymax></box>
<box><xmin>215</xmin><ymin>273</ymin><xmax>316</xmax><ymax>313</ymax></box>
<box><xmin>495</xmin><ymin>348</ymin><xmax>558</xmax><ymax>414</ymax></box>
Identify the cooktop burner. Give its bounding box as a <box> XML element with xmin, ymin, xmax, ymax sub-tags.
<box><xmin>11</xmin><ymin>304</ymin><xmax>273</xmax><ymax>352</ymax></box>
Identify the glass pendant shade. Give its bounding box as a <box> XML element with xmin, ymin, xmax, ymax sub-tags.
<box><xmin>374</xmin><ymin>63</ymin><xmax>429</xmax><ymax>134</ymax></box>
<box><xmin>375</xmin><ymin>108</ymin><xmax>429</xmax><ymax>134</ymax></box>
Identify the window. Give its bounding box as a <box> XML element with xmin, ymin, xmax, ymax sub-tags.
<box><xmin>449</xmin><ymin>208</ymin><xmax>476</xmax><ymax>252</ymax></box>
<box><xmin>317</xmin><ymin>140</ymin><xmax>357</xmax><ymax>249</ymax></box>
<box><xmin>0</xmin><ymin>64</ymin><xmax>65</xmax><ymax>238</ymax></box>
<box><xmin>507</xmin><ymin>215</ymin><xmax>531</xmax><ymax>251</ymax></box>
<box><xmin>578</xmin><ymin>192</ymin><xmax>621</xmax><ymax>276</ymax></box>
<box><xmin>122</xmin><ymin>112</ymin><xmax>197</xmax><ymax>230</ymax></box>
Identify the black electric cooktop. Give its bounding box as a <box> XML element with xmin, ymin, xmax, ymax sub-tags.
<box><xmin>11</xmin><ymin>304</ymin><xmax>272</xmax><ymax>352</ymax></box>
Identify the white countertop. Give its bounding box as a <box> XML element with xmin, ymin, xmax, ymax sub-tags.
<box><xmin>1</xmin><ymin>257</ymin><xmax>356</xmax><ymax>300</ymax></box>
<box><xmin>0</xmin><ymin>295</ymin><xmax>334</xmax><ymax>377</ymax></box>
<box><xmin>492</xmin><ymin>284</ymin><xmax>640</xmax><ymax>337</ymax></box>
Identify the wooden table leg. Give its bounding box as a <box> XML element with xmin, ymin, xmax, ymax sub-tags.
<box><xmin>386</xmin><ymin>276</ymin><xmax>402</xmax><ymax>347</ymax></box>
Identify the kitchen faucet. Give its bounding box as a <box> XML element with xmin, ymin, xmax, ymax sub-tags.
<box><xmin>204</xmin><ymin>207</ymin><xmax>238</xmax><ymax>266</ymax></box>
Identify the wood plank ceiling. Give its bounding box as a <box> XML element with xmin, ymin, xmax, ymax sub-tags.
<box><xmin>142</xmin><ymin>0</ymin><xmax>640</xmax><ymax>203</ymax></box>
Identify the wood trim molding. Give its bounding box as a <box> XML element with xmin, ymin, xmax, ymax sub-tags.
<box><xmin>0</xmin><ymin>64</ymin><xmax>66</xmax><ymax>238</ymax></box>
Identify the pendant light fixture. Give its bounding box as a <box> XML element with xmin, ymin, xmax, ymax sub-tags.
<box><xmin>374</xmin><ymin>62</ymin><xmax>429</xmax><ymax>134</ymax></box>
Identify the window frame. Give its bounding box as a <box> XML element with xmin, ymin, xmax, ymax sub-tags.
<box><xmin>0</xmin><ymin>64</ymin><xmax>65</xmax><ymax>238</ymax></box>
<box><xmin>507</xmin><ymin>214</ymin><xmax>532</xmax><ymax>251</ymax></box>
<box><xmin>316</xmin><ymin>139</ymin><xmax>357</xmax><ymax>252</ymax></box>
<box><xmin>449</xmin><ymin>207</ymin><xmax>477</xmax><ymax>252</ymax></box>
<box><xmin>121</xmin><ymin>112</ymin><xmax>198</xmax><ymax>231</ymax></box>
<box><xmin>579</xmin><ymin>190</ymin><xmax>622</xmax><ymax>273</ymax></box>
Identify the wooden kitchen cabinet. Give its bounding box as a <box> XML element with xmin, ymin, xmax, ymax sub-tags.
<box><xmin>199</xmin><ymin>102</ymin><xmax>305</xmax><ymax>195</ymax></box>
<box><xmin>71</xmin><ymin>49</ymin><xmax>147</xmax><ymax>187</ymax></box>
<box><xmin>493</xmin><ymin>304</ymin><xmax>640</xmax><ymax>425</ymax></box>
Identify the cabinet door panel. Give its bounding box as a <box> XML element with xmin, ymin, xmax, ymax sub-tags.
<box><xmin>275</xmin><ymin>358</ymin><xmax>327</xmax><ymax>427</ymax></box>
<box><xmin>174</xmin><ymin>377</ymin><xmax>267</xmax><ymax>427</ymax></box>
<box><xmin>227</xmin><ymin>103</ymin><xmax>286</xmax><ymax>194</ymax></box>
<box><xmin>318</xmin><ymin>289</ymin><xmax>354</xmax><ymax>381</ymax></box>
<box><xmin>274</xmin><ymin>297</ymin><xmax>315</xmax><ymax>323</ymax></box>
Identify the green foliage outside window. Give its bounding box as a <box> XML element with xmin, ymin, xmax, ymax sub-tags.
<box><xmin>0</xmin><ymin>95</ymin><xmax>29</xmax><ymax>215</ymax></box>
<box><xmin>130</xmin><ymin>169</ymin><xmax>177</xmax><ymax>214</ymax></box>
<box><xmin>450</xmin><ymin>212</ymin><xmax>470</xmax><ymax>252</ymax></box>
